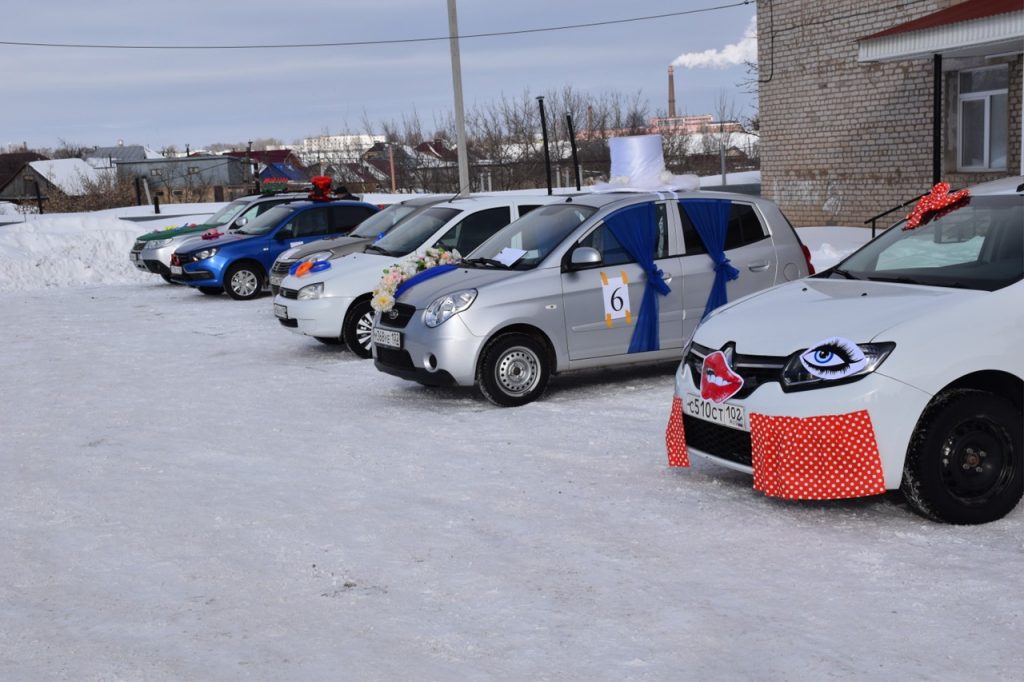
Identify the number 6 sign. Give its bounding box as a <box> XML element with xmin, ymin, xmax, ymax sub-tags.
<box><xmin>600</xmin><ymin>271</ymin><xmax>632</xmax><ymax>327</ymax></box>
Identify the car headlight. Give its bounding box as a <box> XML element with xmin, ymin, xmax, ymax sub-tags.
<box><xmin>297</xmin><ymin>282</ymin><xmax>324</xmax><ymax>300</ymax></box>
<box><xmin>145</xmin><ymin>238</ymin><xmax>172</xmax><ymax>249</ymax></box>
<box><xmin>194</xmin><ymin>247</ymin><xmax>218</xmax><ymax>261</ymax></box>
<box><xmin>424</xmin><ymin>289</ymin><xmax>477</xmax><ymax>328</ymax></box>
<box><xmin>781</xmin><ymin>341</ymin><xmax>895</xmax><ymax>390</ymax></box>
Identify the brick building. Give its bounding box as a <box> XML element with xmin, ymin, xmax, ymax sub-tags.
<box><xmin>758</xmin><ymin>0</ymin><xmax>1023</xmax><ymax>226</ymax></box>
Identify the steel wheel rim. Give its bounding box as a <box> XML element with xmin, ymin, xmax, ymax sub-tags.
<box><xmin>355</xmin><ymin>310</ymin><xmax>374</xmax><ymax>351</ymax></box>
<box><xmin>231</xmin><ymin>270</ymin><xmax>258</xmax><ymax>297</ymax></box>
<box><xmin>495</xmin><ymin>346</ymin><xmax>541</xmax><ymax>396</ymax></box>
<box><xmin>939</xmin><ymin>417</ymin><xmax>1014</xmax><ymax>504</ymax></box>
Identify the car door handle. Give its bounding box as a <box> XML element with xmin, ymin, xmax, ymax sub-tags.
<box><xmin>748</xmin><ymin>261</ymin><xmax>770</xmax><ymax>272</ymax></box>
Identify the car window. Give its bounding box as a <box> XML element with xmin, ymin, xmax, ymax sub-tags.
<box><xmin>349</xmin><ymin>202</ymin><xmax>422</xmax><ymax>239</ymax></box>
<box><xmin>330</xmin><ymin>205</ymin><xmax>374</xmax><ymax>232</ymax></box>
<box><xmin>518</xmin><ymin>204</ymin><xmax>542</xmax><ymax>216</ymax></box>
<box><xmin>206</xmin><ymin>199</ymin><xmax>250</xmax><ymax>227</ymax></box>
<box><xmin>238</xmin><ymin>204</ymin><xmax>297</xmax><ymax>235</ymax></box>
<box><xmin>469</xmin><ymin>204</ymin><xmax>597</xmax><ymax>269</ymax></box>
<box><xmin>680</xmin><ymin>202</ymin><xmax>767</xmax><ymax>255</ymax></box>
<box><xmin>373</xmin><ymin>206</ymin><xmax>462</xmax><ymax>256</ymax></box>
<box><xmin>834</xmin><ymin>195</ymin><xmax>1022</xmax><ymax>291</ymax></box>
<box><xmin>433</xmin><ymin>207</ymin><xmax>512</xmax><ymax>254</ymax></box>
<box><xmin>292</xmin><ymin>208</ymin><xmax>330</xmax><ymax>238</ymax></box>
<box><xmin>578</xmin><ymin>203</ymin><xmax>669</xmax><ymax>266</ymax></box>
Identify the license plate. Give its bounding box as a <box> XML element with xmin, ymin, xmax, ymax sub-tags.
<box><xmin>273</xmin><ymin>303</ymin><xmax>287</xmax><ymax>319</ymax></box>
<box><xmin>130</xmin><ymin>252</ymin><xmax>140</xmax><ymax>262</ymax></box>
<box><xmin>684</xmin><ymin>393</ymin><xmax>748</xmax><ymax>431</ymax></box>
<box><xmin>372</xmin><ymin>327</ymin><xmax>401</xmax><ymax>349</ymax></box>
<box><xmin>170</xmin><ymin>265</ymin><xmax>182</xmax><ymax>275</ymax></box>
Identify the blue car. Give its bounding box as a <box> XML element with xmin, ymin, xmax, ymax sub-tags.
<box><xmin>170</xmin><ymin>200</ymin><xmax>379</xmax><ymax>300</ymax></box>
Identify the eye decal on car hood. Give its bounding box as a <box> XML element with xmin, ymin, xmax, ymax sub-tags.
<box><xmin>700</xmin><ymin>350</ymin><xmax>744</xmax><ymax>403</ymax></box>
<box><xmin>798</xmin><ymin>336</ymin><xmax>866</xmax><ymax>380</ymax></box>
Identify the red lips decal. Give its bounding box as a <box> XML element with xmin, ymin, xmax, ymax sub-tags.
<box><xmin>700</xmin><ymin>350</ymin><xmax>744</xmax><ymax>403</ymax></box>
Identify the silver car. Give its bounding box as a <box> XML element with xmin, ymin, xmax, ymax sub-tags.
<box><xmin>268</xmin><ymin>195</ymin><xmax>445</xmax><ymax>295</ymax></box>
<box><xmin>372</xmin><ymin>190</ymin><xmax>814</xmax><ymax>406</ymax></box>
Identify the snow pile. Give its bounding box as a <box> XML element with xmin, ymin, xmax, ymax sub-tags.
<box><xmin>0</xmin><ymin>215</ymin><xmax>152</xmax><ymax>291</ymax></box>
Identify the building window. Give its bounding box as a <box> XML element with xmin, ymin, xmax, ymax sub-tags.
<box><xmin>150</xmin><ymin>169</ymin><xmax>162</xmax><ymax>176</ymax></box>
<box><xmin>958</xmin><ymin>66</ymin><xmax>1008</xmax><ymax>171</ymax></box>
<box><xmin>187</xmin><ymin>166</ymin><xmax>199</xmax><ymax>175</ymax></box>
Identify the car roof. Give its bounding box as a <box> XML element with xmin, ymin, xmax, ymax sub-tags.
<box><xmin>966</xmin><ymin>175</ymin><xmax>1024</xmax><ymax>196</ymax></box>
<box><xmin>422</xmin><ymin>193</ymin><xmax>565</xmax><ymax>209</ymax></box>
<box><xmin>543</xmin><ymin>189</ymin><xmax>776</xmax><ymax>211</ymax></box>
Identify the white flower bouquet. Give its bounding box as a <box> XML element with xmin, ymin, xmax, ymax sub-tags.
<box><xmin>370</xmin><ymin>247</ymin><xmax>459</xmax><ymax>313</ymax></box>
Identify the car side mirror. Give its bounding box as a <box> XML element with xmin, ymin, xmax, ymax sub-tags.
<box><xmin>570</xmin><ymin>246</ymin><xmax>602</xmax><ymax>266</ymax></box>
<box><xmin>234</xmin><ymin>216</ymin><xmax>248</xmax><ymax>228</ymax></box>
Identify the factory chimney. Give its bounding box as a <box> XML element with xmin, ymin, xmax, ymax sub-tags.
<box><xmin>667</xmin><ymin>65</ymin><xmax>677</xmax><ymax>118</ymax></box>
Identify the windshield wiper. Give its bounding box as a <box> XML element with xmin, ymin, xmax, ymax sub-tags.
<box><xmin>830</xmin><ymin>267</ymin><xmax>861</xmax><ymax>280</ymax></box>
<box><xmin>865</xmin><ymin>274</ymin><xmax>922</xmax><ymax>285</ymax></box>
<box><xmin>463</xmin><ymin>256</ymin><xmax>508</xmax><ymax>268</ymax></box>
<box><xmin>364</xmin><ymin>244</ymin><xmax>393</xmax><ymax>256</ymax></box>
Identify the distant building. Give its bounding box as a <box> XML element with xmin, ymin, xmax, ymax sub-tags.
<box><xmin>0</xmin><ymin>151</ymin><xmax>48</xmax><ymax>191</ymax></box>
<box><xmin>758</xmin><ymin>0</ymin><xmax>1023</xmax><ymax>226</ymax></box>
<box><xmin>0</xmin><ymin>159</ymin><xmax>112</xmax><ymax>202</ymax></box>
<box><xmin>115</xmin><ymin>156</ymin><xmax>249</xmax><ymax>203</ymax></box>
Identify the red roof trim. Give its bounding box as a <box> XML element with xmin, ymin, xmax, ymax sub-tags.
<box><xmin>862</xmin><ymin>0</ymin><xmax>1022</xmax><ymax>41</ymax></box>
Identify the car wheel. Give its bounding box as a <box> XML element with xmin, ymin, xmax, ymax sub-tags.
<box><xmin>477</xmin><ymin>333</ymin><xmax>550</xmax><ymax>407</ymax></box>
<box><xmin>160</xmin><ymin>272</ymin><xmax>176</xmax><ymax>284</ymax></box>
<box><xmin>314</xmin><ymin>336</ymin><xmax>343</xmax><ymax>346</ymax></box>
<box><xmin>224</xmin><ymin>263</ymin><xmax>264</xmax><ymax>301</ymax></box>
<box><xmin>198</xmin><ymin>286</ymin><xmax>223</xmax><ymax>296</ymax></box>
<box><xmin>901</xmin><ymin>390</ymin><xmax>1022</xmax><ymax>524</ymax></box>
<box><xmin>343</xmin><ymin>300</ymin><xmax>374</xmax><ymax>358</ymax></box>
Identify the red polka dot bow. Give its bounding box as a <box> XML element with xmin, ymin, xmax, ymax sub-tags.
<box><xmin>904</xmin><ymin>182</ymin><xmax>970</xmax><ymax>230</ymax></box>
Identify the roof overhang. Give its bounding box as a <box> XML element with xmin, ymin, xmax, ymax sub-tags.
<box><xmin>858</xmin><ymin>4</ymin><xmax>1024</xmax><ymax>62</ymax></box>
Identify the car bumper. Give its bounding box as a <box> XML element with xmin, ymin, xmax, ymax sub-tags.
<box><xmin>372</xmin><ymin>313</ymin><xmax>482</xmax><ymax>387</ymax></box>
<box><xmin>668</xmin><ymin>361</ymin><xmax>931</xmax><ymax>493</ymax></box>
<box><xmin>273</xmin><ymin>294</ymin><xmax>351</xmax><ymax>338</ymax></box>
<box><xmin>172</xmin><ymin>262</ymin><xmax>220</xmax><ymax>287</ymax></box>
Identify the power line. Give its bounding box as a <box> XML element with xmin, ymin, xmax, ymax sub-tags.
<box><xmin>0</xmin><ymin>1</ymin><xmax>753</xmax><ymax>50</ymax></box>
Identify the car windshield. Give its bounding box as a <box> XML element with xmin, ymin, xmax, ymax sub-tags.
<box><xmin>368</xmin><ymin>206</ymin><xmax>461</xmax><ymax>256</ymax></box>
<box><xmin>348</xmin><ymin>201</ymin><xmax>426</xmax><ymax>239</ymax></box>
<box><xmin>465</xmin><ymin>203</ymin><xmax>597</xmax><ymax>269</ymax></box>
<box><xmin>827</xmin><ymin>194</ymin><xmax>1023</xmax><ymax>291</ymax></box>
<box><xmin>237</xmin><ymin>204</ymin><xmax>298</xmax><ymax>235</ymax></box>
<box><xmin>202</xmin><ymin>199</ymin><xmax>250</xmax><ymax>227</ymax></box>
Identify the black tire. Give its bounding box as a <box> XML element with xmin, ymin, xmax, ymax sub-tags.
<box><xmin>198</xmin><ymin>286</ymin><xmax>223</xmax><ymax>296</ymax></box>
<box><xmin>314</xmin><ymin>336</ymin><xmax>343</xmax><ymax>346</ymax></box>
<box><xmin>477</xmin><ymin>333</ymin><xmax>550</xmax><ymax>407</ymax></box>
<box><xmin>224</xmin><ymin>263</ymin><xmax>264</xmax><ymax>301</ymax></box>
<box><xmin>901</xmin><ymin>390</ymin><xmax>1022</xmax><ymax>525</ymax></box>
<box><xmin>160</xmin><ymin>271</ymin><xmax>175</xmax><ymax>284</ymax></box>
<box><xmin>343</xmin><ymin>299</ymin><xmax>374</xmax><ymax>358</ymax></box>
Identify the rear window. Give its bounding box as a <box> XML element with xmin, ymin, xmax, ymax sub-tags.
<box><xmin>680</xmin><ymin>202</ymin><xmax>768</xmax><ymax>255</ymax></box>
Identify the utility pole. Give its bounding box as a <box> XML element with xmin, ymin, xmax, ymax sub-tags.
<box><xmin>447</xmin><ymin>0</ymin><xmax>471</xmax><ymax>193</ymax></box>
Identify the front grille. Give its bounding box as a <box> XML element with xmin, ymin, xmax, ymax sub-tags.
<box><xmin>377</xmin><ymin>302</ymin><xmax>417</xmax><ymax>330</ymax></box>
<box><xmin>272</xmin><ymin>260</ymin><xmax>293</xmax><ymax>276</ymax></box>
<box><xmin>687</xmin><ymin>342</ymin><xmax>787</xmax><ymax>399</ymax></box>
<box><xmin>279</xmin><ymin>288</ymin><xmax>299</xmax><ymax>300</ymax></box>
<box><xmin>684</xmin><ymin>415</ymin><xmax>752</xmax><ymax>467</ymax></box>
<box><xmin>375</xmin><ymin>346</ymin><xmax>415</xmax><ymax>370</ymax></box>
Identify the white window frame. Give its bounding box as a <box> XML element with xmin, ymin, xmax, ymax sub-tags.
<box><xmin>957</xmin><ymin>66</ymin><xmax>1008</xmax><ymax>171</ymax></box>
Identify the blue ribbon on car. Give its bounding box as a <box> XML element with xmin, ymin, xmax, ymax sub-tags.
<box><xmin>679</xmin><ymin>199</ymin><xmax>738</xmax><ymax>319</ymax></box>
<box><xmin>605</xmin><ymin>202</ymin><xmax>671</xmax><ymax>354</ymax></box>
<box><xmin>394</xmin><ymin>264</ymin><xmax>459</xmax><ymax>300</ymax></box>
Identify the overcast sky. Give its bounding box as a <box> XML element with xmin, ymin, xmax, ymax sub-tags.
<box><xmin>1</xmin><ymin>0</ymin><xmax>758</xmax><ymax>152</ymax></box>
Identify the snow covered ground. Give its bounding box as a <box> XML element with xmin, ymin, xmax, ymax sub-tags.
<box><xmin>1</xmin><ymin>207</ymin><xmax>1020</xmax><ymax>680</ymax></box>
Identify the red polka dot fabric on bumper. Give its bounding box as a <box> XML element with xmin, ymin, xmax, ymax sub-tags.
<box><xmin>666</xmin><ymin>396</ymin><xmax>690</xmax><ymax>468</ymax></box>
<box><xmin>750</xmin><ymin>410</ymin><xmax>886</xmax><ymax>500</ymax></box>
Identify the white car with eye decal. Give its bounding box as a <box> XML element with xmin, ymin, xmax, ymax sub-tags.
<box><xmin>666</xmin><ymin>177</ymin><xmax>1024</xmax><ymax>524</ymax></box>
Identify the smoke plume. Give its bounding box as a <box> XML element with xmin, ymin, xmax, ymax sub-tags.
<box><xmin>672</xmin><ymin>15</ymin><xmax>757</xmax><ymax>69</ymax></box>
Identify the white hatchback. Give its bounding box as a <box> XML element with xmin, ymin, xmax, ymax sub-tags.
<box><xmin>667</xmin><ymin>177</ymin><xmax>1023</xmax><ymax>524</ymax></box>
<box><xmin>273</xmin><ymin>194</ymin><xmax>556</xmax><ymax>354</ymax></box>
